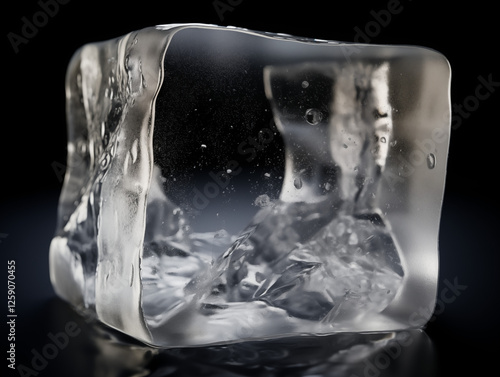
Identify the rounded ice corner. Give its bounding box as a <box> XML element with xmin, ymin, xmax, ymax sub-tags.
<box><xmin>50</xmin><ymin>23</ymin><xmax>450</xmax><ymax>347</ymax></box>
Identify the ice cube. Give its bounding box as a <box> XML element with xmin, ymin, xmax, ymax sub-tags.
<box><xmin>50</xmin><ymin>24</ymin><xmax>451</xmax><ymax>347</ymax></box>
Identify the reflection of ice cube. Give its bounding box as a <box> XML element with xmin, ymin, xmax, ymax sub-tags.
<box><xmin>49</xmin><ymin>24</ymin><xmax>450</xmax><ymax>347</ymax></box>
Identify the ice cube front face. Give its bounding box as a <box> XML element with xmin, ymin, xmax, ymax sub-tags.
<box><xmin>49</xmin><ymin>24</ymin><xmax>451</xmax><ymax>347</ymax></box>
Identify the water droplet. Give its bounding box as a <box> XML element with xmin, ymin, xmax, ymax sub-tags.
<box><xmin>305</xmin><ymin>108</ymin><xmax>323</xmax><ymax>125</ymax></box>
<box><xmin>302</xmin><ymin>80</ymin><xmax>309</xmax><ymax>88</ymax></box>
<box><xmin>390</xmin><ymin>140</ymin><xmax>397</xmax><ymax>147</ymax></box>
<box><xmin>201</xmin><ymin>144</ymin><xmax>207</xmax><ymax>149</ymax></box>
<box><xmin>380</xmin><ymin>137</ymin><xmax>386</xmax><ymax>143</ymax></box>
<box><xmin>226</xmin><ymin>169</ymin><xmax>232</xmax><ymax>174</ymax></box>
<box><xmin>294</xmin><ymin>177</ymin><xmax>303</xmax><ymax>189</ymax></box>
<box><xmin>427</xmin><ymin>153</ymin><xmax>436</xmax><ymax>169</ymax></box>
<box><xmin>343</xmin><ymin>144</ymin><xmax>348</xmax><ymax>149</ymax></box>
<box><xmin>264</xmin><ymin>172</ymin><xmax>271</xmax><ymax>178</ymax></box>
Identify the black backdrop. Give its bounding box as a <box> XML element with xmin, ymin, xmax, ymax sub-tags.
<box><xmin>2</xmin><ymin>1</ymin><xmax>499</xmax><ymax>376</ymax></box>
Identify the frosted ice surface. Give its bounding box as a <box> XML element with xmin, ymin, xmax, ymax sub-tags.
<box><xmin>50</xmin><ymin>24</ymin><xmax>451</xmax><ymax>347</ymax></box>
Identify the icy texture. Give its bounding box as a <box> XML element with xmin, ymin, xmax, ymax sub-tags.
<box><xmin>50</xmin><ymin>24</ymin><xmax>451</xmax><ymax>347</ymax></box>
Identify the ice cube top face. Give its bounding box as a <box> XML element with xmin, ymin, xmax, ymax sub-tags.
<box><xmin>50</xmin><ymin>24</ymin><xmax>451</xmax><ymax>347</ymax></box>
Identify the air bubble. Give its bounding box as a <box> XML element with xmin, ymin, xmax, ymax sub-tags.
<box><xmin>427</xmin><ymin>153</ymin><xmax>436</xmax><ymax>169</ymax></box>
<box><xmin>305</xmin><ymin>108</ymin><xmax>323</xmax><ymax>125</ymax></box>
<box><xmin>302</xmin><ymin>80</ymin><xmax>309</xmax><ymax>88</ymax></box>
<box><xmin>380</xmin><ymin>137</ymin><xmax>386</xmax><ymax>143</ymax></box>
<box><xmin>294</xmin><ymin>177</ymin><xmax>303</xmax><ymax>189</ymax></box>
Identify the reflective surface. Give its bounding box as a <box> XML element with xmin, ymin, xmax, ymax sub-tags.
<box><xmin>43</xmin><ymin>298</ymin><xmax>436</xmax><ymax>377</ymax></box>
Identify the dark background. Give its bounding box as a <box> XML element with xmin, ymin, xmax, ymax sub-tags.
<box><xmin>2</xmin><ymin>0</ymin><xmax>499</xmax><ymax>376</ymax></box>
